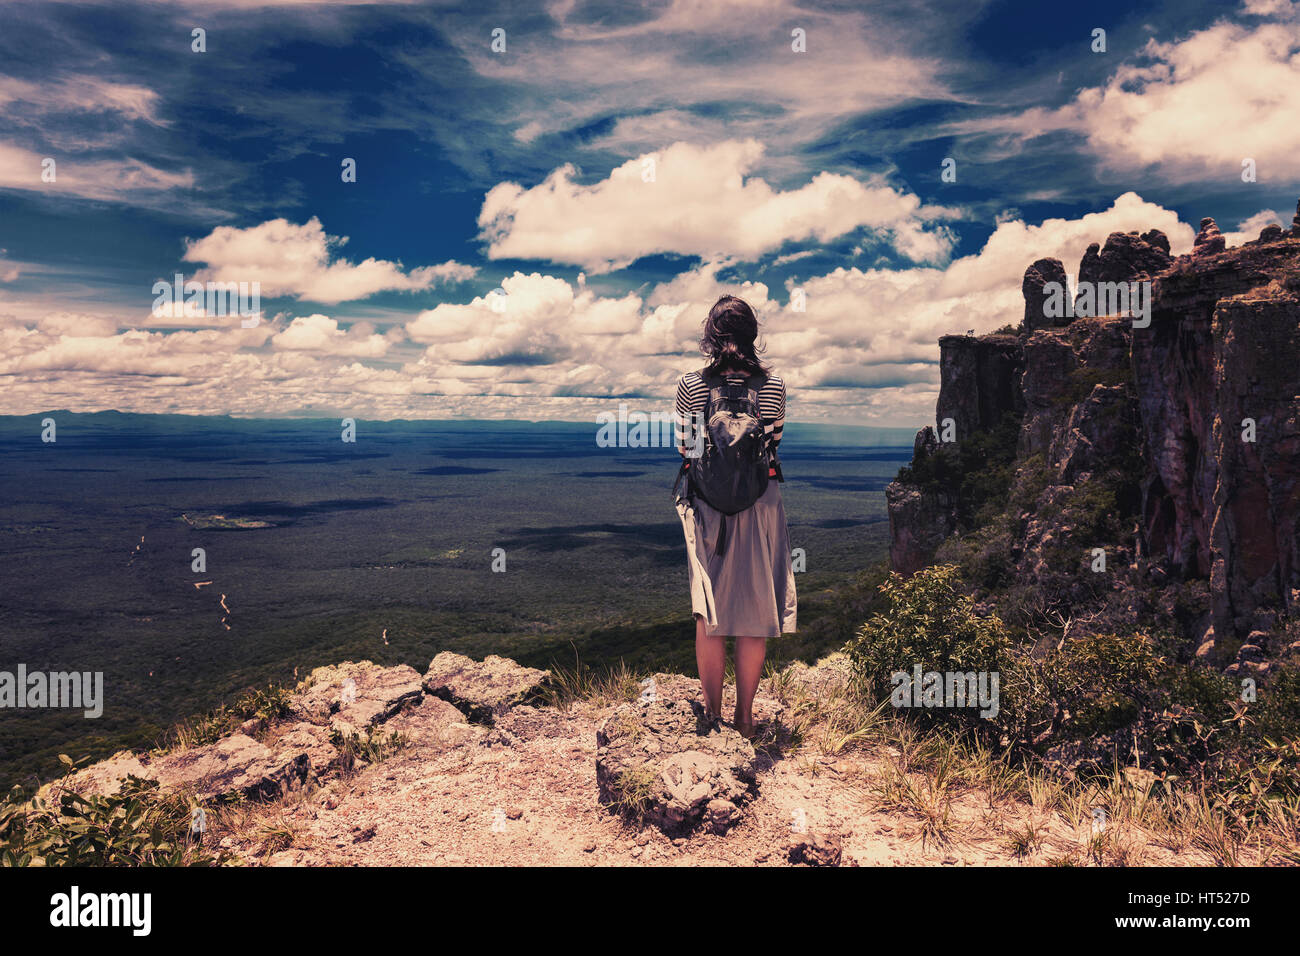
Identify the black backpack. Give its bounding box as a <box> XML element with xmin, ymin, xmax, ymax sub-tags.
<box><xmin>676</xmin><ymin>369</ymin><xmax>773</xmax><ymax>515</ymax></box>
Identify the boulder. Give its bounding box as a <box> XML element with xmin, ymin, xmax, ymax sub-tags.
<box><xmin>149</xmin><ymin>733</ymin><xmax>312</xmax><ymax>802</ymax></box>
<box><xmin>596</xmin><ymin>696</ymin><xmax>760</xmax><ymax>834</ymax></box>
<box><xmin>49</xmin><ymin>752</ymin><xmax>152</xmax><ymax>799</ymax></box>
<box><xmin>290</xmin><ymin>661</ymin><xmax>424</xmax><ymax>734</ymax></box>
<box><xmin>423</xmin><ymin>652</ymin><xmax>549</xmax><ymax>724</ymax></box>
<box><xmin>385</xmin><ymin>696</ymin><xmax>480</xmax><ymax>751</ymax></box>
<box><xmin>787</xmin><ymin>830</ymin><xmax>843</xmax><ymax>867</ymax></box>
<box><xmin>266</xmin><ymin>721</ymin><xmax>339</xmax><ymax>774</ymax></box>
<box><xmin>1193</xmin><ymin>217</ymin><xmax>1226</xmax><ymax>255</ymax></box>
<box><xmin>51</xmin><ymin>722</ymin><xmax>340</xmax><ymax>801</ymax></box>
<box><xmin>1022</xmin><ymin>257</ymin><xmax>1068</xmax><ymax>331</ymax></box>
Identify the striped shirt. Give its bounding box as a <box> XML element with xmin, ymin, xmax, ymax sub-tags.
<box><xmin>674</xmin><ymin>369</ymin><xmax>786</xmax><ymax>456</ymax></box>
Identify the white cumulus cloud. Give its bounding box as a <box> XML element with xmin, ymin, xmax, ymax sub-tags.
<box><xmin>184</xmin><ymin>217</ymin><xmax>478</xmax><ymax>304</ymax></box>
<box><xmin>478</xmin><ymin>140</ymin><xmax>958</xmax><ymax>273</ymax></box>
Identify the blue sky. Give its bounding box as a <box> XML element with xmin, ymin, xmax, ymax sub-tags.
<box><xmin>1</xmin><ymin>0</ymin><xmax>1298</xmax><ymax>425</ymax></box>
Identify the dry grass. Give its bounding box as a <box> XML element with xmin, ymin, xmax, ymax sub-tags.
<box><xmin>764</xmin><ymin>656</ymin><xmax>1300</xmax><ymax>865</ymax></box>
<box><xmin>541</xmin><ymin>656</ymin><xmax>643</xmax><ymax>711</ymax></box>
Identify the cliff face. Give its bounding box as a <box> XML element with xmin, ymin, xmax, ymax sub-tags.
<box><xmin>936</xmin><ymin>333</ymin><xmax>1024</xmax><ymax>438</ymax></box>
<box><xmin>887</xmin><ymin>200</ymin><xmax>1300</xmax><ymax>653</ymax></box>
<box><xmin>885</xmin><ymin>426</ymin><xmax>955</xmax><ymax>577</ymax></box>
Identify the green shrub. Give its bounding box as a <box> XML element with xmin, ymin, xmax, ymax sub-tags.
<box><xmin>1053</xmin><ymin>365</ymin><xmax>1133</xmax><ymax>408</ymax></box>
<box><xmin>844</xmin><ymin>565</ymin><xmax>1013</xmax><ymax>730</ymax></box>
<box><xmin>895</xmin><ymin>411</ymin><xmax>1023</xmax><ymax>533</ymax></box>
<box><xmin>155</xmin><ymin>682</ymin><xmax>292</xmax><ymax>752</ymax></box>
<box><xmin>1040</xmin><ymin>631</ymin><xmax>1165</xmax><ymax>736</ymax></box>
<box><xmin>330</xmin><ymin>727</ymin><xmax>407</xmax><ymax>775</ymax></box>
<box><xmin>1</xmin><ymin>762</ymin><xmax>229</xmax><ymax>867</ymax></box>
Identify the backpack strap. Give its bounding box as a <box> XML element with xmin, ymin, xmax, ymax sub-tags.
<box><xmin>672</xmin><ymin>458</ymin><xmax>692</xmax><ymax>502</ymax></box>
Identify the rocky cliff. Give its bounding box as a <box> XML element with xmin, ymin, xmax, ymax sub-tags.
<box><xmin>887</xmin><ymin>200</ymin><xmax>1300</xmax><ymax>660</ymax></box>
<box><xmin>35</xmin><ymin>651</ymin><xmax>1239</xmax><ymax>866</ymax></box>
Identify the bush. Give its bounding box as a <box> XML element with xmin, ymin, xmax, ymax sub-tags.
<box><xmin>844</xmin><ymin>565</ymin><xmax>1013</xmax><ymax>730</ymax></box>
<box><xmin>155</xmin><ymin>682</ymin><xmax>292</xmax><ymax>752</ymax></box>
<box><xmin>1024</xmin><ymin>631</ymin><xmax>1166</xmax><ymax>739</ymax></box>
<box><xmin>1</xmin><ymin>763</ymin><xmax>229</xmax><ymax>867</ymax></box>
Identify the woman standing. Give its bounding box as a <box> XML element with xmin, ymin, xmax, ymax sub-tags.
<box><xmin>674</xmin><ymin>295</ymin><xmax>797</xmax><ymax>739</ymax></box>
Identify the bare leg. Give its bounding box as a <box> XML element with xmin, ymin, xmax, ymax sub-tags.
<box><xmin>733</xmin><ymin>635</ymin><xmax>767</xmax><ymax>736</ymax></box>
<box><xmin>695</xmin><ymin>616</ymin><xmax>725</xmax><ymax>721</ymax></box>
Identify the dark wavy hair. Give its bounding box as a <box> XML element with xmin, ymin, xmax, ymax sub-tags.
<box><xmin>699</xmin><ymin>295</ymin><xmax>769</xmax><ymax>377</ymax></box>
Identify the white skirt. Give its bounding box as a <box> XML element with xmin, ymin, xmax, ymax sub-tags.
<box><xmin>675</xmin><ymin>482</ymin><xmax>797</xmax><ymax>638</ymax></box>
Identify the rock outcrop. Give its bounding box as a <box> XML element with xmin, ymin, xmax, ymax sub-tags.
<box><xmin>38</xmin><ymin>650</ymin><xmax>1265</xmax><ymax>867</ymax></box>
<box><xmin>887</xmin><ymin>198</ymin><xmax>1300</xmax><ymax>651</ymax></box>
<box><xmin>886</xmin><ymin>427</ymin><xmax>957</xmax><ymax>576</ymax></box>
<box><xmin>52</xmin><ymin>662</ymin><xmax>426</xmax><ymax>802</ymax></box>
<box><xmin>595</xmin><ymin>672</ymin><xmax>782</xmax><ymax>835</ymax></box>
<box><xmin>1193</xmin><ymin>217</ymin><xmax>1226</xmax><ymax>256</ymax></box>
<box><xmin>596</xmin><ymin>698</ymin><xmax>759</xmax><ymax>835</ymax></box>
<box><xmin>1077</xmin><ymin>230</ymin><xmax>1172</xmax><ymax>307</ymax></box>
<box><xmin>423</xmin><ymin>652</ymin><xmax>550</xmax><ymax>724</ymax></box>
<box><xmin>52</xmin><ymin>659</ymin><xmax>492</xmax><ymax>803</ymax></box>
<box><xmin>1022</xmin><ymin>257</ymin><xmax>1068</xmax><ymax>332</ymax></box>
<box><xmin>936</xmin><ymin>333</ymin><xmax>1024</xmax><ymax>440</ymax></box>
<box><xmin>49</xmin><ymin>652</ymin><xmax>800</xmax><ymax>857</ymax></box>
<box><xmin>292</xmin><ymin>661</ymin><xmax>424</xmax><ymax>734</ymax></box>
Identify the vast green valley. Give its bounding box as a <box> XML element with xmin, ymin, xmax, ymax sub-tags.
<box><xmin>0</xmin><ymin>412</ymin><xmax>911</xmax><ymax>787</ymax></box>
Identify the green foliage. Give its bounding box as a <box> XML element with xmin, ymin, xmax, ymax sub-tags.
<box><xmin>540</xmin><ymin>652</ymin><xmax>641</xmax><ymax>711</ymax></box>
<box><xmin>155</xmin><ymin>682</ymin><xmax>293</xmax><ymax>753</ymax></box>
<box><xmin>896</xmin><ymin>411</ymin><xmax>1023</xmax><ymax>532</ymax></box>
<box><xmin>1012</xmin><ymin>632</ymin><xmax>1167</xmax><ymax>740</ymax></box>
<box><xmin>844</xmin><ymin>565</ymin><xmax>1012</xmax><ymax>729</ymax></box>
<box><xmin>1250</xmin><ymin>661</ymin><xmax>1300</xmax><ymax>741</ymax></box>
<box><xmin>611</xmin><ymin>765</ymin><xmax>658</xmax><ymax>818</ymax></box>
<box><xmin>1</xmin><ymin>765</ymin><xmax>228</xmax><ymax>867</ymax></box>
<box><xmin>999</xmin><ymin>633</ymin><xmax>1300</xmax><ymax>820</ymax></box>
<box><xmin>1053</xmin><ymin>365</ymin><xmax>1133</xmax><ymax>408</ymax></box>
<box><xmin>329</xmin><ymin>727</ymin><xmax>407</xmax><ymax>775</ymax></box>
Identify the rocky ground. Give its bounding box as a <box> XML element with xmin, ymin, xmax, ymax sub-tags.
<box><xmin>50</xmin><ymin>653</ymin><xmax>1224</xmax><ymax>866</ymax></box>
